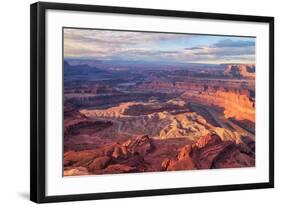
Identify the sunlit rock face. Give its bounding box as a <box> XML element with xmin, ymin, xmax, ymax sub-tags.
<box><xmin>162</xmin><ymin>133</ymin><xmax>255</xmax><ymax>171</ymax></box>
<box><xmin>182</xmin><ymin>88</ymin><xmax>255</xmax><ymax>122</ymax></box>
<box><xmin>224</xmin><ymin>64</ymin><xmax>255</xmax><ymax>79</ymax></box>
<box><xmin>79</xmin><ymin>100</ymin><xmax>212</xmax><ymax>141</ymax></box>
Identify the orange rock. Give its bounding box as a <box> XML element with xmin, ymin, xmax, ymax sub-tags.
<box><xmin>182</xmin><ymin>88</ymin><xmax>255</xmax><ymax>122</ymax></box>
<box><xmin>161</xmin><ymin>158</ymin><xmax>171</xmax><ymax>170</ymax></box>
<box><xmin>177</xmin><ymin>145</ymin><xmax>192</xmax><ymax>161</ymax></box>
<box><xmin>194</xmin><ymin>134</ymin><xmax>221</xmax><ymax>148</ymax></box>
<box><xmin>64</xmin><ymin>166</ymin><xmax>89</xmax><ymax>176</ymax></box>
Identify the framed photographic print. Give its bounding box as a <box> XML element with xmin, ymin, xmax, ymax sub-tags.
<box><xmin>30</xmin><ymin>2</ymin><xmax>274</xmax><ymax>203</ymax></box>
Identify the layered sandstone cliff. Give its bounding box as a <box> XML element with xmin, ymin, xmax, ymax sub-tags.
<box><xmin>182</xmin><ymin>88</ymin><xmax>255</xmax><ymax>122</ymax></box>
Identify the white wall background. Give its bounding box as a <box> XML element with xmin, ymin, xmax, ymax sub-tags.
<box><xmin>0</xmin><ymin>0</ymin><xmax>279</xmax><ymax>204</ymax></box>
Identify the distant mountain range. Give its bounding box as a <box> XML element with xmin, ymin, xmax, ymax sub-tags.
<box><xmin>64</xmin><ymin>58</ymin><xmax>225</xmax><ymax>71</ymax></box>
<box><xmin>64</xmin><ymin>60</ymin><xmax>105</xmax><ymax>72</ymax></box>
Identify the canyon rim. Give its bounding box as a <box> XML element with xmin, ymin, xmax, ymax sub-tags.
<box><xmin>63</xmin><ymin>28</ymin><xmax>256</xmax><ymax>176</ymax></box>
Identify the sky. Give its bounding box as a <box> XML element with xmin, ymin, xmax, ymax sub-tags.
<box><xmin>64</xmin><ymin>28</ymin><xmax>255</xmax><ymax>65</ymax></box>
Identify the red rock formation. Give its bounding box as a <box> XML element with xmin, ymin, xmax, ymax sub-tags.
<box><xmin>63</xmin><ymin>135</ymin><xmax>155</xmax><ymax>176</ymax></box>
<box><xmin>123</xmin><ymin>135</ymin><xmax>155</xmax><ymax>156</ymax></box>
<box><xmin>162</xmin><ymin>133</ymin><xmax>255</xmax><ymax>171</ymax></box>
<box><xmin>64</xmin><ymin>133</ymin><xmax>255</xmax><ymax>175</ymax></box>
<box><xmin>162</xmin><ymin>145</ymin><xmax>196</xmax><ymax>170</ymax></box>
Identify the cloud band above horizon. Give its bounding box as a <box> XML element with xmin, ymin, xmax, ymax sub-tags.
<box><xmin>64</xmin><ymin>28</ymin><xmax>255</xmax><ymax>65</ymax></box>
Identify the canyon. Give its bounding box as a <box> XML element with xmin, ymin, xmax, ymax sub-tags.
<box><xmin>63</xmin><ymin>61</ymin><xmax>255</xmax><ymax>176</ymax></box>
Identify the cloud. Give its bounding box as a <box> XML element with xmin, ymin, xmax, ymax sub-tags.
<box><xmin>64</xmin><ymin>28</ymin><xmax>255</xmax><ymax>64</ymax></box>
<box><xmin>157</xmin><ymin>45</ymin><xmax>255</xmax><ymax>64</ymax></box>
<box><xmin>184</xmin><ymin>47</ymin><xmax>203</xmax><ymax>50</ymax></box>
<box><xmin>213</xmin><ymin>39</ymin><xmax>255</xmax><ymax>48</ymax></box>
<box><xmin>64</xmin><ymin>28</ymin><xmax>194</xmax><ymax>57</ymax></box>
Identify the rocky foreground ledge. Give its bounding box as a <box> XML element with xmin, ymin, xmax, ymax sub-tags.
<box><xmin>161</xmin><ymin>133</ymin><xmax>255</xmax><ymax>171</ymax></box>
<box><xmin>64</xmin><ymin>133</ymin><xmax>255</xmax><ymax>176</ymax></box>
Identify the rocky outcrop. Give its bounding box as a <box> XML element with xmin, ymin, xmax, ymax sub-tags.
<box><xmin>122</xmin><ymin>135</ymin><xmax>155</xmax><ymax>156</ymax></box>
<box><xmin>224</xmin><ymin>64</ymin><xmax>255</xmax><ymax>79</ymax></box>
<box><xmin>64</xmin><ymin>133</ymin><xmax>255</xmax><ymax>176</ymax></box>
<box><xmin>64</xmin><ymin>135</ymin><xmax>155</xmax><ymax>175</ymax></box>
<box><xmin>162</xmin><ymin>133</ymin><xmax>255</xmax><ymax>171</ymax></box>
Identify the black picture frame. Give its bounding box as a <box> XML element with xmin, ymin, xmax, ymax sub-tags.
<box><xmin>30</xmin><ymin>1</ymin><xmax>274</xmax><ymax>203</ymax></box>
